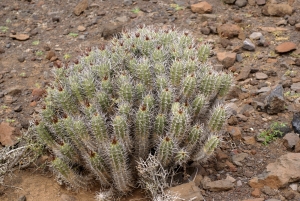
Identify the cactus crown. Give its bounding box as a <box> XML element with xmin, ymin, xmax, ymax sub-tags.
<box><xmin>31</xmin><ymin>26</ymin><xmax>232</xmax><ymax>198</ymax></box>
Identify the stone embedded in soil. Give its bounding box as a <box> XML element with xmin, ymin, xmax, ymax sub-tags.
<box><xmin>262</xmin><ymin>186</ymin><xmax>277</xmax><ymax>196</ymax></box>
<box><xmin>243</xmin><ymin>39</ymin><xmax>255</xmax><ymax>51</ymax></box>
<box><xmin>249</xmin><ymin>153</ymin><xmax>300</xmax><ymax>189</ymax></box>
<box><xmin>116</xmin><ymin>16</ymin><xmax>129</xmax><ymax>23</ymax></box>
<box><xmin>223</xmin><ymin>0</ymin><xmax>236</xmax><ymax>4</ymax></box>
<box><xmin>243</xmin><ymin>199</ymin><xmax>264</xmax><ymax>201</ymax></box>
<box><xmin>216</xmin><ymin>52</ymin><xmax>236</xmax><ymax>68</ymax></box>
<box><xmin>291</xmin><ymin>82</ymin><xmax>300</xmax><ymax>92</ymax></box>
<box><xmin>45</xmin><ymin>51</ymin><xmax>56</xmax><ymax>60</ymax></box>
<box><xmin>232</xmin><ymin>153</ymin><xmax>248</xmax><ymax>164</ymax></box>
<box><xmin>295</xmin><ymin>23</ymin><xmax>300</xmax><ymax>31</ymax></box>
<box><xmin>250</xmin><ymin>32</ymin><xmax>262</xmax><ymax>40</ymax></box>
<box><xmin>201</xmin><ymin>27</ymin><xmax>210</xmax><ymax>35</ymax></box>
<box><xmin>283</xmin><ymin>133</ymin><xmax>300</xmax><ymax>149</ymax></box>
<box><xmin>123</xmin><ymin>0</ymin><xmax>133</xmax><ymax>6</ymax></box>
<box><xmin>251</xmin><ymin>188</ymin><xmax>261</xmax><ymax>197</ymax></box>
<box><xmin>201</xmin><ymin>176</ymin><xmax>234</xmax><ymax>192</ymax></box>
<box><xmin>256</xmin><ymin>86</ymin><xmax>271</xmax><ymax>94</ymax></box>
<box><xmin>168</xmin><ymin>181</ymin><xmax>204</xmax><ymax>201</ymax></box>
<box><xmin>275</xmin><ymin>42</ymin><xmax>297</xmax><ymax>53</ymax></box>
<box><xmin>60</xmin><ymin>194</ymin><xmax>77</xmax><ymax>201</ymax></box>
<box><xmin>227</xmin><ymin>126</ymin><xmax>242</xmax><ymax>141</ymax></box>
<box><xmin>264</xmin><ymin>84</ymin><xmax>284</xmax><ymax>114</ymax></box>
<box><xmin>18</xmin><ymin>195</ymin><xmax>26</xmax><ymax>201</ymax></box>
<box><xmin>262</xmin><ymin>3</ymin><xmax>293</xmax><ymax>17</ymax></box>
<box><xmin>295</xmin><ymin>141</ymin><xmax>300</xmax><ymax>152</ymax></box>
<box><xmin>236</xmin><ymin>66</ymin><xmax>251</xmax><ymax>81</ymax></box>
<box><xmin>290</xmin><ymin>183</ymin><xmax>298</xmax><ymax>191</ymax></box>
<box><xmin>191</xmin><ymin>2</ymin><xmax>212</xmax><ymax>14</ymax></box>
<box><xmin>256</xmin><ymin>0</ymin><xmax>266</xmax><ymax>6</ymax></box>
<box><xmin>77</xmin><ymin>25</ymin><xmax>86</xmax><ymax>32</ymax></box>
<box><xmin>235</xmin><ymin>0</ymin><xmax>247</xmax><ymax>7</ymax></box>
<box><xmin>0</xmin><ymin>47</ymin><xmax>5</xmax><ymax>54</ymax></box>
<box><xmin>73</xmin><ymin>0</ymin><xmax>88</xmax><ymax>16</ymax></box>
<box><xmin>217</xmin><ymin>24</ymin><xmax>241</xmax><ymax>39</ymax></box>
<box><xmin>292</xmin><ymin>112</ymin><xmax>300</xmax><ymax>134</ymax></box>
<box><xmin>0</xmin><ymin>122</ymin><xmax>17</xmax><ymax>146</ymax></box>
<box><xmin>9</xmin><ymin>33</ymin><xmax>30</xmax><ymax>41</ymax></box>
<box><xmin>255</xmin><ymin>72</ymin><xmax>268</xmax><ymax>80</ymax></box>
<box><xmin>243</xmin><ymin>136</ymin><xmax>256</xmax><ymax>145</ymax></box>
<box><xmin>32</xmin><ymin>88</ymin><xmax>46</xmax><ymax>101</ymax></box>
<box><xmin>18</xmin><ymin>56</ymin><xmax>26</xmax><ymax>62</ymax></box>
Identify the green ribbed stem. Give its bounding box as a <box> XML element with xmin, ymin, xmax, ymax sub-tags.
<box><xmin>182</xmin><ymin>74</ymin><xmax>196</xmax><ymax>99</ymax></box>
<box><xmin>170</xmin><ymin>60</ymin><xmax>184</xmax><ymax>87</ymax></box>
<box><xmin>113</xmin><ymin>115</ymin><xmax>131</xmax><ymax>151</ymax></box>
<box><xmin>157</xmin><ymin>136</ymin><xmax>174</xmax><ymax>167</ymax></box>
<box><xmin>154</xmin><ymin>113</ymin><xmax>166</xmax><ymax>140</ymax></box>
<box><xmin>186</xmin><ymin>124</ymin><xmax>203</xmax><ymax>152</ymax></box>
<box><xmin>90</xmin><ymin>113</ymin><xmax>108</xmax><ymax>144</ymax></box>
<box><xmin>135</xmin><ymin>105</ymin><xmax>151</xmax><ymax>159</ymax></box>
<box><xmin>109</xmin><ymin>138</ymin><xmax>132</xmax><ymax>194</ymax></box>
<box><xmin>159</xmin><ymin>88</ymin><xmax>172</xmax><ymax>114</ymax></box>
<box><xmin>208</xmin><ymin>105</ymin><xmax>226</xmax><ymax>132</ymax></box>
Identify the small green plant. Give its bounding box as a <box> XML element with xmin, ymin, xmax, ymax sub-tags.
<box><xmin>0</xmin><ymin>26</ymin><xmax>9</xmax><ymax>33</ymax></box>
<box><xmin>19</xmin><ymin>72</ymin><xmax>27</xmax><ymax>77</ymax></box>
<box><xmin>68</xmin><ymin>32</ymin><xmax>78</xmax><ymax>37</ymax></box>
<box><xmin>170</xmin><ymin>4</ymin><xmax>184</xmax><ymax>11</ymax></box>
<box><xmin>32</xmin><ymin>40</ymin><xmax>40</xmax><ymax>46</ymax></box>
<box><xmin>5</xmin><ymin>119</ymin><xmax>15</xmax><ymax>123</ymax></box>
<box><xmin>1</xmin><ymin>105</ymin><xmax>8</xmax><ymax>109</ymax></box>
<box><xmin>259</xmin><ymin>122</ymin><xmax>287</xmax><ymax>145</ymax></box>
<box><xmin>63</xmin><ymin>53</ymin><xmax>71</xmax><ymax>60</ymax></box>
<box><xmin>284</xmin><ymin>91</ymin><xmax>300</xmax><ymax>99</ymax></box>
<box><xmin>36</xmin><ymin>50</ymin><xmax>44</xmax><ymax>57</ymax></box>
<box><xmin>284</xmin><ymin>70</ymin><xmax>296</xmax><ymax>77</ymax></box>
<box><xmin>131</xmin><ymin>7</ymin><xmax>141</xmax><ymax>14</ymax></box>
<box><xmin>6</xmin><ymin>19</ymin><xmax>11</xmax><ymax>24</ymax></box>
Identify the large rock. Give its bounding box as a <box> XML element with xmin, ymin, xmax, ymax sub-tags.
<box><xmin>217</xmin><ymin>24</ymin><xmax>241</xmax><ymax>39</ymax></box>
<box><xmin>264</xmin><ymin>85</ymin><xmax>285</xmax><ymax>114</ymax></box>
<box><xmin>191</xmin><ymin>2</ymin><xmax>212</xmax><ymax>14</ymax></box>
<box><xmin>168</xmin><ymin>181</ymin><xmax>204</xmax><ymax>201</ymax></box>
<box><xmin>249</xmin><ymin>153</ymin><xmax>300</xmax><ymax>189</ymax></box>
<box><xmin>202</xmin><ymin>176</ymin><xmax>234</xmax><ymax>192</ymax></box>
<box><xmin>275</xmin><ymin>42</ymin><xmax>297</xmax><ymax>53</ymax></box>
<box><xmin>217</xmin><ymin>52</ymin><xmax>236</xmax><ymax>68</ymax></box>
<box><xmin>262</xmin><ymin>3</ymin><xmax>293</xmax><ymax>17</ymax></box>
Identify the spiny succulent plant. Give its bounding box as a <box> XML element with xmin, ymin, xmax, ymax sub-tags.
<box><xmin>29</xmin><ymin>25</ymin><xmax>233</xmax><ymax>199</ymax></box>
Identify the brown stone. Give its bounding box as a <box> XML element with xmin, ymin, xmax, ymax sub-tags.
<box><xmin>168</xmin><ymin>181</ymin><xmax>204</xmax><ymax>201</ymax></box>
<box><xmin>251</xmin><ymin>188</ymin><xmax>261</xmax><ymax>197</ymax></box>
<box><xmin>295</xmin><ymin>23</ymin><xmax>300</xmax><ymax>31</ymax></box>
<box><xmin>242</xmin><ymin>136</ymin><xmax>256</xmax><ymax>145</ymax></box>
<box><xmin>216</xmin><ymin>149</ymin><xmax>228</xmax><ymax>160</ymax></box>
<box><xmin>201</xmin><ymin>177</ymin><xmax>234</xmax><ymax>192</ymax></box>
<box><xmin>0</xmin><ymin>122</ymin><xmax>17</xmax><ymax>146</ymax></box>
<box><xmin>262</xmin><ymin>3</ymin><xmax>293</xmax><ymax>17</ymax></box>
<box><xmin>217</xmin><ymin>52</ymin><xmax>236</xmax><ymax>68</ymax></box>
<box><xmin>225</xmin><ymin>160</ymin><xmax>237</xmax><ymax>172</ymax></box>
<box><xmin>275</xmin><ymin>42</ymin><xmax>297</xmax><ymax>53</ymax></box>
<box><xmin>242</xmin><ymin>199</ymin><xmax>264</xmax><ymax>201</ymax></box>
<box><xmin>191</xmin><ymin>2</ymin><xmax>212</xmax><ymax>14</ymax></box>
<box><xmin>45</xmin><ymin>51</ymin><xmax>56</xmax><ymax>60</ymax></box>
<box><xmin>227</xmin><ymin>126</ymin><xmax>242</xmax><ymax>141</ymax></box>
<box><xmin>32</xmin><ymin>88</ymin><xmax>46</xmax><ymax>100</ymax></box>
<box><xmin>73</xmin><ymin>0</ymin><xmax>88</xmax><ymax>16</ymax></box>
<box><xmin>9</xmin><ymin>33</ymin><xmax>30</xmax><ymax>41</ymax></box>
<box><xmin>295</xmin><ymin>140</ymin><xmax>300</xmax><ymax>153</ymax></box>
<box><xmin>236</xmin><ymin>66</ymin><xmax>251</xmax><ymax>81</ymax></box>
<box><xmin>249</xmin><ymin>153</ymin><xmax>300</xmax><ymax>189</ymax></box>
<box><xmin>217</xmin><ymin>24</ymin><xmax>241</xmax><ymax>39</ymax></box>
<box><xmin>30</xmin><ymin>101</ymin><xmax>37</xmax><ymax>107</ymax></box>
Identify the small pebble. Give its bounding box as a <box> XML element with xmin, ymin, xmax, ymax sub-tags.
<box><xmin>18</xmin><ymin>56</ymin><xmax>26</xmax><ymax>62</ymax></box>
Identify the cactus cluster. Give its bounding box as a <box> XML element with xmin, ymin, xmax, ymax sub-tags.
<box><xmin>30</xmin><ymin>26</ymin><xmax>232</xmax><ymax>198</ymax></box>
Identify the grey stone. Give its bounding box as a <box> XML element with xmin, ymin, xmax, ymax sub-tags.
<box><xmin>262</xmin><ymin>186</ymin><xmax>277</xmax><ymax>196</ymax></box>
<box><xmin>18</xmin><ymin>196</ymin><xmax>26</xmax><ymax>201</ymax></box>
<box><xmin>276</xmin><ymin>19</ymin><xmax>287</xmax><ymax>26</ymax></box>
<box><xmin>249</xmin><ymin>32</ymin><xmax>262</xmax><ymax>40</ymax></box>
<box><xmin>292</xmin><ymin>112</ymin><xmax>300</xmax><ymax>134</ymax></box>
<box><xmin>202</xmin><ymin>176</ymin><xmax>234</xmax><ymax>192</ymax></box>
<box><xmin>256</xmin><ymin>0</ymin><xmax>266</xmax><ymax>5</ymax></box>
<box><xmin>123</xmin><ymin>0</ymin><xmax>133</xmax><ymax>6</ymax></box>
<box><xmin>223</xmin><ymin>0</ymin><xmax>236</xmax><ymax>4</ymax></box>
<box><xmin>236</xmin><ymin>53</ymin><xmax>242</xmax><ymax>62</ymax></box>
<box><xmin>232</xmin><ymin>153</ymin><xmax>248</xmax><ymax>163</ymax></box>
<box><xmin>243</xmin><ymin>38</ymin><xmax>255</xmax><ymax>51</ymax></box>
<box><xmin>256</xmin><ymin>72</ymin><xmax>268</xmax><ymax>80</ymax></box>
<box><xmin>235</xmin><ymin>0</ymin><xmax>247</xmax><ymax>7</ymax></box>
<box><xmin>291</xmin><ymin>83</ymin><xmax>300</xmax><ymax>92</ymax></box>
<box><xmin>264</xmin><ymin>85</ymin><xmax>285</xmax><ymax>114</ymax></box>
<box><xmin>116</xmin><ymin>16</ymin><xmax>128</xmax><ymax>23</ymax></box>
<box><xmin>283</xmin><ymin>133</ymin><xmax>300</xmax><ymax>149</ymax></box>
<box><xmin>257</xmin><ymin>87</ymin><xmax>271</xmax><ymax>94</ymax></box>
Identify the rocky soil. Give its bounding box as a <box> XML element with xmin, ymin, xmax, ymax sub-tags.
<box><xmin>0</xmin><ymin>0</ymin><xmax>300</xmax><ymax>201</ymax></box>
